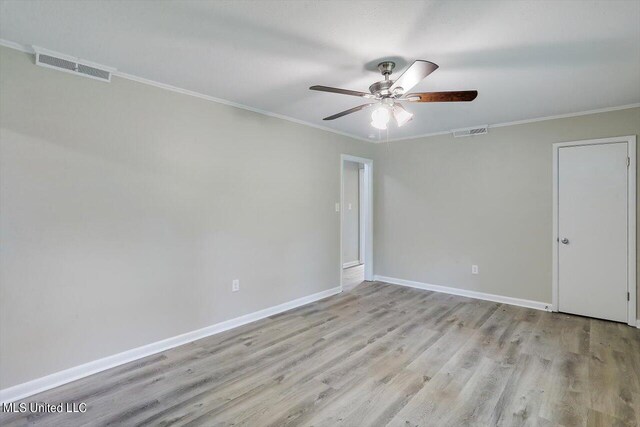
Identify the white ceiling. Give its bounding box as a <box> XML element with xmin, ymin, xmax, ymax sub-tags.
<box><xmin>1</xmin><ymin>0</ymin><xmax>639</xmax><ymax>141</ymax></box>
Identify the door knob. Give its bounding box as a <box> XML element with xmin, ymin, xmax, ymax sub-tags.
<box><xmin>561</xmin><ymin>238</ymin><xmax>569</xmax><ymax>244</ymax></box>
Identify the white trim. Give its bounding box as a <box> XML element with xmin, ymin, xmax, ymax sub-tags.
<box><xmin>552</xmin><ymin>136</ymin><xmax>636</xmax><ymax>327</ymax></box>
<box><xmin>115</xmin><ymin>71</ymin><xmax>369</xmax><ymax>142</ymax></box>
<box><xmin>0</xmin><ymin>38</ymin><xmax>28</xmax><ymax>53</ymax></box>
<box><xmin>636</xmin><ymin>319</ymin><xmax>640</xmax><ymax>329</ymax></box>
<box><xmin>358</xmin><ymin>166</ymin><xmax>365</xmax><ymax>264</ymax></box>
<box><xmin>340</xmin><ymin>155</ymin><xmax>374</xmax><ymax>286</ymax></box>
<box><xmin>2</xmin><ymin>38</ymin><xmax>638</xmax><ymax>145</ymax></box>
<box><xmin>629</xmin><ymin>140</ymin><xmax>637</xmax><ymax>326</ymax></box>
<box><xmin>381</xmin><ymin>104</ymin><xmax>640</xmax><ymax>143</ymax></box>
<box><xmin>490</xmin><ymin>105</ymin><xmax>640</xmax><ymax>129</ymax></box>
<box><xmin>552</xmin><ymin>144</ymin><xmax>559</xmax><ymax>312</ymax></box>
<box><xmin>342</xmin><ymin>261</ymin><xmax>361</xmax><ymax>269</ymax></box>
<box><xmin>375</xmin><ymin>275</ymin><xmax>552</xmax><ymax>312</ymax></box>
<box><xmin>0</xmin><ymin>286</ymin><xmax>341</xmax><ymax>404</ymax></box>
<box><xmin>381</xmin><ymin>130</ymin><xmax>452</xmax><ymax>142</ymax></box>
<box><xmin>0</xmin><ymin>39</ymin><xmax>369</xmax><ymax>143</ymax></box>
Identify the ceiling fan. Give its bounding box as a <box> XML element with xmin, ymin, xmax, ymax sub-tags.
<box><xmin>309</xmin><ymin>60</ymin><xmax>477</xmax><ymax>130</ymax></box>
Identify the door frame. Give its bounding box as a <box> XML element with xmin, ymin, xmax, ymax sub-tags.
<box><xmin>552</xmin><ymin>135</ymin><xmax>636</xmax><ymax>326</ymax></box>
<box><xmin>358</xmin><ymin>165</ymin><xmax>366</xmax><ymax>265</ymax></box>
<box><xmin>340</xmin><ymin>154</ymin><xmax>373</xmax><ymax>288</ymax></box>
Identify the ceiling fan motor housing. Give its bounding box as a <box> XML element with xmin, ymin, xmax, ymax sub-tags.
<box><xmin>369</xmin><ymin>80</ymin><xmax>393</xmax><ymax>97</ymax></box>
<box><xmin>370</xmin><ymin>61</ymin><xmax>397</xmax><ymax>96</ymax></box>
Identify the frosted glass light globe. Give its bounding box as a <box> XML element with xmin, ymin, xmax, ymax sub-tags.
<box><xmin>371</xmin><ymin>106</ymin><xmax>390</xmax><ymax>130</ymax></box>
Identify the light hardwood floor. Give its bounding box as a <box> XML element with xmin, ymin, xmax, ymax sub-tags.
<box><xmin>2</xmin><ymin>281</ymin><xmax>639</xmax><ymax>426</ymax></box>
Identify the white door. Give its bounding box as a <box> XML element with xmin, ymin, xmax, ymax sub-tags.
<box><xmin>558</xmin><ymin>142</ymin><xmax>628</xmax><ymax>322</ymax></box>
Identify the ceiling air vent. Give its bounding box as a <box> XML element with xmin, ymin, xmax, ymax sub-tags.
<box><xmin>452</xmin><ymin>125</ymin><xmax>488</xmax><ymax>138</ymax></box>
<box><xmin>33</xmin><ymin>46</ymin><xmax>116</xmax><ymax>82</ymax></box>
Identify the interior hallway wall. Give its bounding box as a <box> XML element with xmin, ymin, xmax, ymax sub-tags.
<box><xmin>372</xmin><ymin>107</ymin><xmax>640</xmax><ymax>315</ymax></box>
<box><xmin>0</xmin><ymin>46</ymin><xmax>374</xmax><ymax>389</ymax></box>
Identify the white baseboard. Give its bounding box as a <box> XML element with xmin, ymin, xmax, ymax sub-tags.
<box><xmin>342</xmin><ymin>261</ymin><xmax>362</xmax><ymax>269</ymax></box>
<box><xmin>0</xmin><ymin>286</ymin><xmax>341</xmax><ymax>404</ymax></box>
<box><xmin>374</xmin><ymin>275</ymin><xmax>552</xmax><ymax>312</ymax></box>
<box><xmin>636</xmin><ymin>319</ymin><xmax>640</xmax><ymax>329</ymax></box>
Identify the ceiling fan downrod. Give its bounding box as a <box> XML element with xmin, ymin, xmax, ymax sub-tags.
<box><xmin>378</xmin><ymin>61</ymin><xmax>396</xmax><ymax>81</ymax></box>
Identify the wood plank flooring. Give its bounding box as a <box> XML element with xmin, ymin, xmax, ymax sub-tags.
<box><xmin>2</xmin><ymin>281</ymin><xmax>639</xmax><ymax>426</ymax></box>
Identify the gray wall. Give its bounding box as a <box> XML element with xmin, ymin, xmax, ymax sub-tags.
<box><xmin>373</xmin><ymin>107</ymin><xmax>640</xmax><ymax>310</ymax></box>
<box><xmin>0</xmin><ymin>47</ymin><xmax>373</xmax><ymax>389</ymax></box>
<box><xmin>342</xmin><ymin>161</ymin><xmax>360</xmax><ymax>266</ymax></box>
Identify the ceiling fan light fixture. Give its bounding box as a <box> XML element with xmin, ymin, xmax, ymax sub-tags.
<box><xmin>393</xmin><ymin>105</ymin><xmax>414</xmax><ymax>127</ymax></box>
<box><xmin>370</xmin><ymin>105</ymin><xmax>390</xmax><ymax>130</ymax></box>
<box><xmin>310</xmin><ymin>59</ymin><xmax>477</xmax><ymax>129</ymax></box>
<box><xmin>371</xmin><ymin>120</ymin><xmax>387</xmax><ymax>130</ymax></box>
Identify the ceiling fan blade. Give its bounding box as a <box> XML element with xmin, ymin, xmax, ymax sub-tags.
<box><xmin>404</xmin><ymin>91</ymin><xmax>478</xmax><ymax>102</ymax></box>
<box><xmin>310</xmin><ymin>85</ymin><xmax>374</xmax><ymax>98</ymax></box>
<box><xmin>392</xmin><ymin>103</ymin><xmax>413</xmax><ymax>127</ymax></box>
<box><xmin>390</xmin><ymin>60</ymin><xmax>439</xmax><ymax>94</ymax></box>
<box><xmin>323</xmin><ymin>103</ymin><xmax>375</xmax><ymax>120</ymax></box>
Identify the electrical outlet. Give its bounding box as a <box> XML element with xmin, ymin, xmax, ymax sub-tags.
<box><xmin>471</xmin><ymin>265</ymin><xmax>479</xmax><ymax>275</ymax></box>
<box><xmin>232</xmin><ymin>279</ymin><xmax>240</xmax><ymax>292</ymax></box>
<box><xmin>335</xmin><ymin>202</ymin><xmax>340</xmax><ymax>212</ymax></box>
<box><xmin>348</xmin><ymin>203</ymin><xmax>352</xmax><ymax>210</ymax></box>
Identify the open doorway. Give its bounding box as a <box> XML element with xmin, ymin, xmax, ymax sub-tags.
<box><xmin>340</xmin><ymin>155</ymin><xmax>373</xmax><ymax>292</ymax></box>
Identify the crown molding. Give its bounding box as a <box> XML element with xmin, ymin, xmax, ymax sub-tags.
<box><xmin>489</xmin><ymin>103</ymin><xmax>640</xmax><ymax>129</ymax></box>
<box><xmin>2</xmin><ymin>38</ymin><xmax>638</xmax><ymax>145</ymax></box>
<box><xmin>382</xmin><ymin>103</ymin><xmax>640</xmax><ymax>143</ymax></box>
<box><xmin>0</xmin><ymin>39</ymin><xmax>370</xmax><ymax>143</ymax></box>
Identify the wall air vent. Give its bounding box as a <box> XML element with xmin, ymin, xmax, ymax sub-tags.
<box><xmin>32</xmin><ymin>46</ymin><xmax>116</xmax><ymax>83</ymax></box>
<box><xmin>452</xmin><ymin>125</ymin><xmax>489</xmax><ymax>138</ymax></box>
